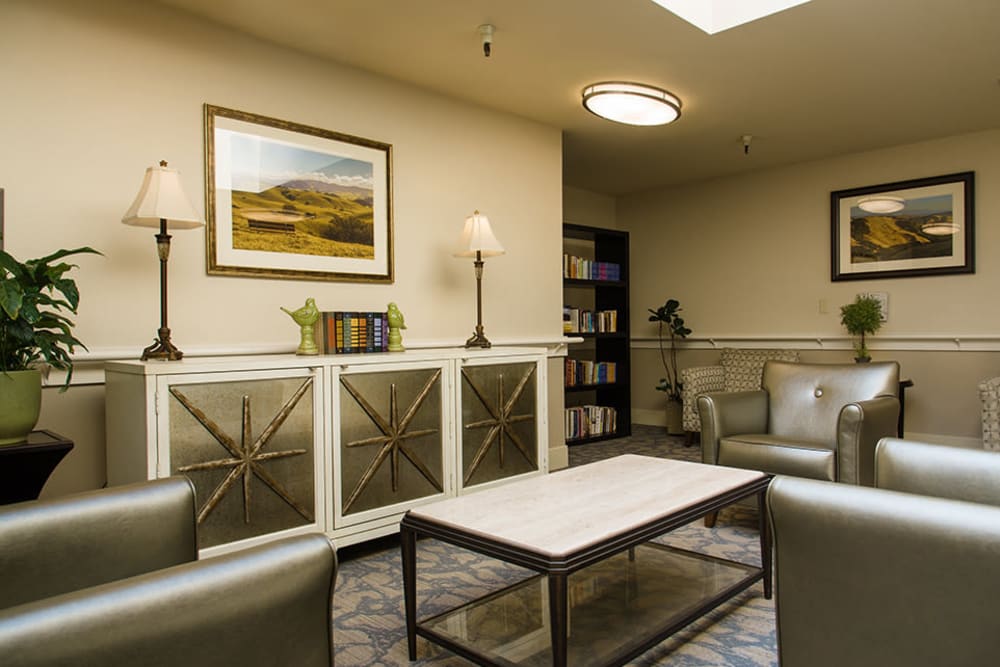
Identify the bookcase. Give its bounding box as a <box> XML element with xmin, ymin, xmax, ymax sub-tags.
<box><xmin>562</xmin><ymin>223</ymin><xmax>631</xmax><ymax>445</ymax></box>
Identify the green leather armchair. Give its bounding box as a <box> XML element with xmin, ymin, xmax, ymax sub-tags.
<box><xmin>767</xmin><ymin>438</ymin><xmax>1000</xmax><ymax>667</ymax></box>
<box><xmin>0</xmin><ymin>477</ymin><xmax>337</xmax><ymax>666</ymax></box>
<box><xmin>698</xmin><ymin>360</ymin><xmax>900</xmax><ymax>487</ymax></box>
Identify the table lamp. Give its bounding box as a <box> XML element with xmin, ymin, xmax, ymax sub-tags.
<box><xmin>455</xmin><ymin>210</ymin><xmax>504</xmax><ymax>348</ymax></box>
<box><xmin>122</xmin><ymin>160</ymin><xmax>203</xmax><ymax>361</ymax></box>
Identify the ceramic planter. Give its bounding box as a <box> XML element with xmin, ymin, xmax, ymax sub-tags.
<box><xmin>0</xmin><ymin>369</ymin><xmax>42</xmax><ymax>445</ymax></box>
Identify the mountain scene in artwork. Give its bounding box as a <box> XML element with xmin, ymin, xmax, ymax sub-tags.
<box><xmin>228</xmin><ymin>135</ymin><xmax>376</xmax><ymax>259</ymax></box>
<box><xmin>849</xmin><ymin>194</ymin><xmax>954</xmax><ymax>264</ymax></box>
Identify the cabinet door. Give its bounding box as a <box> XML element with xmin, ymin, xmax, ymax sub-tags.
<box><xmin>333</xmin><ymin>361</ymin><xmax>452</xmax><ymax>528</ymax></box>
<box><xmin>458</xmin><ymin>356</ymin><xmax>547</xmax><ymax>491</ymax></box>
<box><xmin>158</xmin><ymin>368</ymin><xmax>324</xmax><ymax>553</ymax></box>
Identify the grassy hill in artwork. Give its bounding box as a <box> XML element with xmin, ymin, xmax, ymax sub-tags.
<box><xmin>231</xmin><ymin>185</ymin><xmax>375</xmax><ymax>258</ymax></box>
<box><xmin>850</xmin><ymin>214</ymin><xmax>953</xmax><ymax>263</ymax></box>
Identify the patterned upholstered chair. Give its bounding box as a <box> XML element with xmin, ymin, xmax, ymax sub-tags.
<box><xmin>680</xmin><ymin>348</ymin><xmax>799</xmax><ymax>441</ymax></box>
<box><xmin>979</xmin><ymin>376</ymin><xmax>1000</xmax><ymax>451</ymax></box>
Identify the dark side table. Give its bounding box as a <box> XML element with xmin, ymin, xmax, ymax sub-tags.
<box><xmin>0</xmin><ymin>430</ymin><xmax>74</xmax><ymax>505</ymax></box>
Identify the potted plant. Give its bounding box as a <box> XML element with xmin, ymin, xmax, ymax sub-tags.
<box><xmin>648</xmin><ymin>298</ymin><xmax>692</xmax><ymax>434</ymax></box>
<box><xmin>840</xmin><ymin>295</ymin><xmax>883</xmax><ymax>362</ymax></box>
<box><xmin>0</xmin><ymin>246</ymin><xmax>99</xmax><ymax>445</ymax></box>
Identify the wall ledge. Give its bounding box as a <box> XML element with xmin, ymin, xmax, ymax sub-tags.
<box><xmin>632</xmin><ymin>334</ymin><xmax>1000</xmax><ymax>353</ymax></box>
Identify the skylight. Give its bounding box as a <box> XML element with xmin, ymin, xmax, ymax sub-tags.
<box><xmin>650</xmin><ymin>0</ymin><xmax>812</xmax><ymax>34</ymax></box>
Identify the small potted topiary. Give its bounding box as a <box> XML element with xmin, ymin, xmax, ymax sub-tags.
<box><xmin>0</xmin><ymin>246</ymin><xmax>100</xmax><ymax>444</ymax></box>
<box><xmin>840</xmin><ymin>295</ymin><xmax>883</xmax><ymax>363</ymax></box>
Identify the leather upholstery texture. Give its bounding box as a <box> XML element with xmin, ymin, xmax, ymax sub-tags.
<box><xmin>768</xmin><ymin>472</ymin><xmax>1000</xmax><ymax>667</ymax></box>
<box><xmin>0</xmin><ymin>534</ymin><xmax>337</xmax><ymax>667</ymax></box>
<box><xmin>698</xmin><ymin>361</ymin><xmax>900</xmax><ymax>485</ymax></box>
<box><xmin>876</xmin><ymin>437</ymin><xmax>1000</xmax><ymax>506</ymax></box>
<box><xmin>0</xmin><ymin>476</ymin><xmax>198</xmax><ymax>610</ymax></box>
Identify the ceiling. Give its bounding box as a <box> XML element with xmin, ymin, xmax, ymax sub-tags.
<box><xmin>157</xmin><ymin>0</ymin><xmax>1000</xmax><ymax>195</ymax></box>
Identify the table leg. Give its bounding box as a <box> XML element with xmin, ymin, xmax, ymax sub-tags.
<box><xmin>401</xmin><ymin>525</ymin><xmax>418</xmax><ymax>660</ymax></box>
<box><xmin>548</xmin><ymin>573</ymin><xmax>568</xmax><ymax>667</ymax></box>
<box><xmin>758</xmin><ymin>489</ymin><xmax>773</xmax><ymax>599</ymax></box>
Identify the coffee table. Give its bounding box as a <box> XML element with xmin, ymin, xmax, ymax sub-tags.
<box><xmin>400</xmin><ymin>454</ymin><xmax>771</xmax><ymax>667</ymax></box>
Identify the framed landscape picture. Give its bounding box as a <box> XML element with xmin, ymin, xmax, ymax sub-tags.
<box><xmin>204</xmin><ymin>105</ymin><xmax>393</xmax><ymax>282</ymax></box>
<box><xmin>831</xmin><ymin>172</ymin><xmax>974</xmax><ymax>281</ymax></box>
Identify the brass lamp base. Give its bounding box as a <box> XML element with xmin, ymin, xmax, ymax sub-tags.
<box><xmin>465</xmin><ymin>327</ymin><xmax>492</xmax><ymax>349</ymax></box>
<box><xmin>141</xmin><ymin>327</ymin><xmax>184</xmax><ymax>361</ymax></box>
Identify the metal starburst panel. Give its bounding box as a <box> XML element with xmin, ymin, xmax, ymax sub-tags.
<box><xmin>461</xmin><ymin>362</ymin><xmax>538</xmax><ymax>487</ymax></box>
<box><xmin>339</xmin><ymin>367</ymin><xmax>444</xmax><ymax>516</ymax></box>
<box><xmin>167</xmin><ymin>376</ymin><xmax>316</xmax><ymax>549</ymax></box>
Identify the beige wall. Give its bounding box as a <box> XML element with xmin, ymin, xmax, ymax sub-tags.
<box><xmin>1</xmin><ymin>1</ymin><xmax>564</xmax><ymax>496</ymax></box>
<box><xmin>621</xmin><ymin>129</ymin><xmax>1000</xmax><ymax>443</ymax></box>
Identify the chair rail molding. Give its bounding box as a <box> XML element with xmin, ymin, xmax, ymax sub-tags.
<box><xmin>631</xmin><ymin>334</ymin><xmax>1000</xmax><ymax>353</ymax></box>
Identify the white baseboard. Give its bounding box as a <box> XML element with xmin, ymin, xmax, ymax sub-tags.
<box><xmin>632</xmin><ymin>408</ymin><xmax>667</xmax><ymax>427</ymax></box>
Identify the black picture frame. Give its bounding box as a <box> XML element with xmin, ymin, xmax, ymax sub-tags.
<box><xmin>830</xmin><ymin>171</ymin><xmax>974</xmax><ymax>281</ymax></box>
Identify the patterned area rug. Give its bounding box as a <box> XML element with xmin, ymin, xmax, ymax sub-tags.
<box><xmin>333</xmin><ymin>425</ymin><xmax>777</xmax><ymax>666</ymax></box>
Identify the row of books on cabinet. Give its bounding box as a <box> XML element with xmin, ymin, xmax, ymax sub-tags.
<box><xmin>562</xmin><ymin>308</ymin><xmax>618</xmax><ymax>334</ymax></box>
<box><xmin>563</xmin><ymin>254</ymin><xmax>621</xmax><ymax>281</ymax></box>
<box><xmin>565</xmin><ymin>405</ymin><xmax>618</xmax><ymax>440</ymax></box>
<box><xmin>319</xmin><ymin>311</ymin><xmax>388</xmax><ymax>354</ymax></box>
<box><xmin>565</xmin><ymin>359</ymin><xmax>618</xmax><ymax>387</ymax></box>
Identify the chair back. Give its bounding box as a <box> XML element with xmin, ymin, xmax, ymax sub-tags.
<box><xmin>876</xmin><ymin>437</ymin><xmax>1000</xmax><ymax>506</ymax></box>
<box><xmin>0</xmin><ymin>476</ymin><xmax>198</xmax><ymax>609</ymax></box>
<box><xmin>763</xmin><ymin>361</ymin><xmax>899</xmax><ymax>444</ymax></box>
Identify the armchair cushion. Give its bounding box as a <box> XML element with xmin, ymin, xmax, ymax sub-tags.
<box><xmin>0</xmin><ymin>534</ymin><xmax>337</xmax><ymax>667</ymax></box>
<box><xmin>720</xmin><ymin>436</ymin><xmax>835</xmax><ymax>480</ymax></box>
<box><xmin>0</xmin><ymin>476</ymin><xmax>198</xmax><ymax>610</ymax></box>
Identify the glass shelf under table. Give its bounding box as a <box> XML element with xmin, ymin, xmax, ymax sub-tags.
<box><xmin>418</xmin><ymin>542</ymin><xmax>761</xmax><ymax>667</ymax></box>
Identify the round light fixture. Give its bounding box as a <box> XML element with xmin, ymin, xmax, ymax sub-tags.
<box><xmin>921</xmin><ymin>221</ymin><xmax>959</xmax><ymax>236</ymax></box>
<box><xmin>857</xmin><ymin>195</ymin><xmax>905</xmax><ymax>214</ymax></box>
<box><xmin>581</xmin><ymin>82</ymin><xmax>681</xmax><ymax>126</ymax></box>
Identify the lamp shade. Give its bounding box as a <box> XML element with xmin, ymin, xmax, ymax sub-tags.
<box><xmin>455</xmin><ymin>211</ymin><xmax>505</xmax><ymax>257</ymax></box>
<box><xmin>122</xmin><ymin>161</ymin><xmax>203</xmax><ymax>229</ymax></box>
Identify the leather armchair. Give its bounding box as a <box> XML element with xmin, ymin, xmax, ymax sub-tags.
<box><xmin>0</xmin><ymin>477</ymin><xmax>337</xmax><ymax>666</ymax></box>
<box><xmin>680</xmin><ymin>348</ymin><xmax>799</xmax><ymax>437</ymax></box>
<box><xmin>698</xmin><ymin>361</ymin><xmax>899</xmax><ymax>487</ymax></box>
<box><xmin>767</xmin><ymin>439</ymin><xmax>1000</xmax><ymax>667</ymax></box>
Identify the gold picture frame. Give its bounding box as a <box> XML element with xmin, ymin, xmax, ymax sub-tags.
<box><xmin>204</xmin><ymin>104</ymin><xmax>393</xmax><ymax>282</ymax></box>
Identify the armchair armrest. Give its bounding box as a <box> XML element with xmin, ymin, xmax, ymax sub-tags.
<box><xmin>697</xmin><ymin>390</ymin><xmax>768</xmax><ymax>465</ymax></box>
<box><xmin>680</xmin><ymin>365</ymin><xmax>725</xmax><ymax>432</ymax></box>
<box><xmin>0</xmin><ymin>534</ymin><xmax>337</xmax><ymax>667</ymax></box>
<box><xmin>836</xmin><ymin>395</ymin><xmax>899</xmax><ymax>486</ymax></box>
<box><xmin>0</xmin><ymin>477</ymin><xmax>198</xmax><ymax>610</ymax></box>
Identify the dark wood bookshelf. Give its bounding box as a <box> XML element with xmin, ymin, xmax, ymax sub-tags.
<box><xmin>562</xmin><ymin>223</ymin><xmax>631</xmax><ymax>445</ymax></box>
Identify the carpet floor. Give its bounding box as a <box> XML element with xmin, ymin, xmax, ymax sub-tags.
<box><xmin>333</xmin><ymin>425</ymin><xmax>777</xmax><ymax>666</ymax></box>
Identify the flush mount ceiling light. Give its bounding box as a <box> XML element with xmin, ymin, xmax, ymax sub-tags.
<box><xmin>857</xmin><ymin>196</ymin><xmax>906</xmax><ymax>214</ymax></box>
<box><xmin>650</xmin><ymin>0</ymin><xmax>812</xmax><ymax>34</ymax></box>
<box><xmin>921</xmin><ymin>221</ymin><xmax>959</xmax><ymax>236</ymax></box>
<box><xmin>582</xmin><ymin>82</ymin><xmax>681</xmax><ymax>126</ymax></box>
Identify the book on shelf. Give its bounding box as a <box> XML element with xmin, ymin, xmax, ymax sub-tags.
<box><xmin>562</xmin><ymin>254</ymin><xmax>621</xmax><ymax>281</ymax></box>
<box><xmin>562</xmin><ymin>307</ymin><xmax>618</xmax><ymax>334</ymax></box>
<box><xmin>564</xmin><ymin>405</ymin><xmax>618</xmax><ymax>440</ymax></box>
<box><xmin>564</xmin><ymin>359</ymin><xmax>617</xmax><ymax>387</ymax></box>
<box><xmin>319</xmin><ymin>311</ymin><xmax>389</xmax><ymax>354</ymax></box>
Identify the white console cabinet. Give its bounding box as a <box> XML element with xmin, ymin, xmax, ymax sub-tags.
<box><xmin>105</xmin><ymin>348</ymin><xmax>548</xmax><ymax>555</ymax></box>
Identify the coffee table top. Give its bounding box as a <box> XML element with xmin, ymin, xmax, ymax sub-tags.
<box><xmin>406</xmin><ymin>455</ymin><xmax>765</xmax><ymax>558</ymax></box>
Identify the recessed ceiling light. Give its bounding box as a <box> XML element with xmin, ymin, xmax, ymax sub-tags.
<box><xmin>921</xmin><ymin>221</ymin><xmax>959</xmax><ymax>236</ymax></box>
<box><xmin>650</xmin><ymin>0</ymin><xmax>812</xmax><ymax>34</ymax></box>
<box><xmin>581</xmin><ymin>82</ymin><xmax>682</xmax><ymax>126</ymax></box>
<box><xmin>857</xmin><ymin>196</ymin><xmax>905</xmax><ymax>214</ymax></box>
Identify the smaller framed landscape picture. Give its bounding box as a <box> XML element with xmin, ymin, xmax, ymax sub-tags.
<box><xmin>831</xmin><ymin>171</ymin><xmax>974</xmax><ymax>281</ymax></box>
<box><xmin>205</xmin><ymin>105</ymin><xmax>393</xmax><ymax>283</ymax></box>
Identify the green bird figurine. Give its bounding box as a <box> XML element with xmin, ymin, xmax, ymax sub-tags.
<box><xmin>281</xmin><ymin>297</ymin><xmax>320</xmax><ymax>355</ymax></box>
<box><xmin>387</xmin><ymin>302</ymin><xmax>406</xmax><ymax>352</ymax></box>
